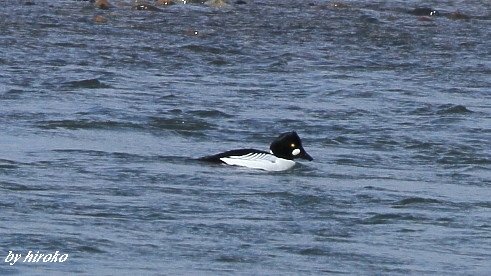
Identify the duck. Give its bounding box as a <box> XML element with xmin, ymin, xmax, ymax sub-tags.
<box><xmin>200</xmin><ymin>131</ymin><xmax>313</xmax><ymax>171</ymax></box>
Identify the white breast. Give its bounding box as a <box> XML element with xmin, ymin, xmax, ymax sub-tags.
<box><xmin>220</xmin><ymin>152</ymin><xmax>295</xmax><ymax>171</ymax></box>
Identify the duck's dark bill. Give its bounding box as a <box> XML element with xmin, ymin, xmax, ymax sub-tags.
<box><xmin>301</xmin><ymin>150</ymin><xmax>313</xmax><ymax>161</ymax></box>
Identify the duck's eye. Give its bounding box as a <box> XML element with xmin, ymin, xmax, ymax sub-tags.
<box><xmin>290</xmin><ymin>143</ymin><xmax>296</xmax><ymax>148</ymax></box>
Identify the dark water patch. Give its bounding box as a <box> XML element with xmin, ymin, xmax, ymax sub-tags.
<box><xmin>182</xmin><ymin>44</ymin><xmax>223</xmax><ymax>54</ymax></box>
<box><xmin>474</xmin><ymin>201</ymin><xmax>491</xmax><ymax>209</ymax></box>
<box><xmin>397</xmin><ymin>228</ymin><xmax>424</xmax><ymax>233</ymax></box>
<box><xmin>215</xmin><ymin>254</ymin><xmax>257</xmax><ymax>264</ymax></box>
<box><xmin>188</xmin><ymin>109</ymin><xmax>233</xmax><ymax>119</ymax></box>
<box><xmin>298</xmin><ymin>247</ymin><xmax>329</xmax><ymax>256</ymax></box>
<box><xmin>76</xmin><ymin>245</ymin><xmax>106</xmax><ymax>254</ymax></box>
<box><xmin>0</xmin><ymin>89</ymin><xmax>25</xmax><ymax>100</ymax></box>
<box><xmin>363</xmin><ymin>185</ymin><xmax>390</xmax><ymax>191</ymax></box>
<box><xmin>155</xmin><ymin>93</ymin><xmax>178</xmax><ymax>100</ymax></box>
<box><xmin>133</xmin><ymin>4</ymin><xmax>162</xmax><ymax>12</ymax></box>
<box><xmin>312</xmin><ymin>227</ymin><xmax>353</xmax><ymax>240</ymax></box>
<box><xmin>0</xmin><ymin>181</ymin><xmax>47</xmax><ymax>192</ymax></box>
<box><xmin>436</xmin><ymin>148</ymin><xmax>490</xmax><ymax>166</ymax></box>
<box><xmin>74</xmin><ymin>210</ymin><xmax>130</xmax><ymax>220</ymax></box>
<box><xmin>404</xmin><ymin>138</ymin><xmax>442</xmax><ymax>150</ymax></box>
<box><xmin>334</xmin><ymin>157</ymin><xmax>359</xmax><ymax>166</ymax></box>
<box><xmin>108</xmin><ymin>187</ymin><xmax>143</xmax><ymax>197</ymax></box>
<box><xmin>70</xmin><ymin>238</ymin><xmax>116</xmax><ymax>253</ymax></box>
<box><xmin>38</xmin><ymin>119</ymin><xmax>143</xmax><ymax>130</ymax></box>
<box><xmin>0</xmin><ymin>200</ymin><xmax>15</xmax><ymax>209</ymax></box>
<box><xmin>0</xmin><ymin>159</ymin><xmax>20</xmax><ymax>169</ymax></box>
<box><xmin>359</xmin><ymin>14</ymin><xmax>379</xmax><ymax>24</ymax></box>
<box><xmin>52</xmin><ymin>42</ymin><xmax>88</xmax><ymax>48</ymax></box>
<box><xmin>227</xmin><ymin>199</ymin><xmax>254</xmax><ymax>207</ymax></box>
<box><xmin>252</xmin><ymin>191</ymin><xmax>295</xmax><ymax>199</ymax></box>
<box><xmin>288</xmin><ymin>194</ymin><xmax>323</xmax><ymax>207</ymax></box>
<box><xmin>62</xmin><ymin>78</ymin><xmax>112</xmax><ymax>89</ymax></box>
<box><xmin>362</xmin><ymin>213</ymin><xmax>425</xmax><ymax>225</ymax></box>
<box><xmin>22</xmin><ymin>0</ymin><xmax>36</xmax><ymax>6</ymax></box>
<box><xmin>437</xmin><ymin>104</ymin><xmax>473</xmax><ymax>115</ymax></box>
<box><xmin>208</xmin><ymin>58</ymin><xmax>229</xmax><ymax>66</ymax></box>
<box><xmin>46</xmin><ymin>58</ymin><xmax>69</xmax><ymax>67</ymax></box>
<box><xmin>410</xmin><ymin>104</ymin><xmax>473</xmax><ymax>115</ymax></box>
<box><xmin>392</xmin><ymin>197</ymin><xmax>442</xmax><ymax>208</ymax></box>
<box><xmin>165</xmin><ymin>109</ymin><xmax>185</xmax><ymax>115</ymax></box>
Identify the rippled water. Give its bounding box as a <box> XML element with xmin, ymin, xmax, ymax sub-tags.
<box><xmin>1</xmin><ymin>0</ymin><xmax>490</xmax><ymax>274</ymax></box>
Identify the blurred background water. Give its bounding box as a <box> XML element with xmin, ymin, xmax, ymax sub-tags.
<box><xmin>1</xmin><ymin>0</ymin><xmax>490</xmax><ymax>274</ymax></box>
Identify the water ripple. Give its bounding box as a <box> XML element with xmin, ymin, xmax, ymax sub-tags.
<box><xmin>62</xmin><ymin>78</ymin><xmax>112</xmax><ymax>89</ymax></box>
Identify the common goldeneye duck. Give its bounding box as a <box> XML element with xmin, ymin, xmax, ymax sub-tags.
<box><xmin>200</xmin><ymin>131</ymin><xmax>313</xmax><ymax>171</ymax></box>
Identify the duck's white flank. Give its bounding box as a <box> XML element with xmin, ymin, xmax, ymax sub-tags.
<box><xmin>220</xmin><ymin>152</ymin><xmax>295</xmax><ymax>171</ymax></box>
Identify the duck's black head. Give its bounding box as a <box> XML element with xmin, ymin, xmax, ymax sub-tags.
<box><xmin>270</xmin><ymin>131</ymin><xmax>313</xmax><ymax>161</ymax></box>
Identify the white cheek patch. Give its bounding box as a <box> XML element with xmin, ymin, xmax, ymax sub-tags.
<box><xmin>292</xmin><ymin>149</ymin><xmax>301</xmax><ymax>156</ymax></box>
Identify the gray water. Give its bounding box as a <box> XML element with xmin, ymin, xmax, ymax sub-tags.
<box><xmin>1</xmin><ymin>0</ymin><xmax>490</xmax><ymax>274</ymax></box>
